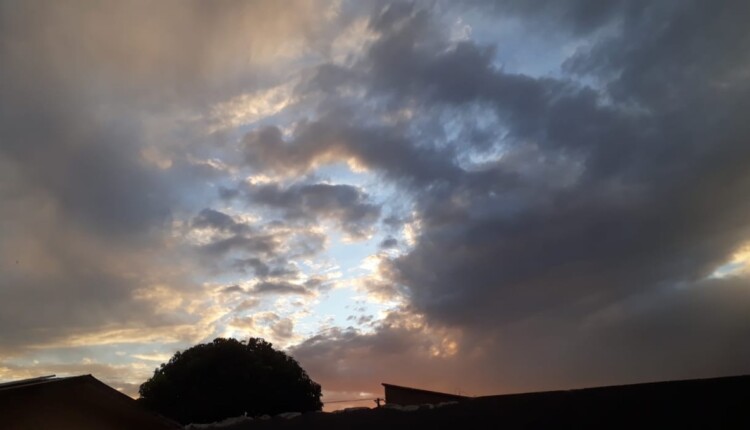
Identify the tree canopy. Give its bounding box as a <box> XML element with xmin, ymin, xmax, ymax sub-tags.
<box><xmin>138</xmin><ymin>337</ymin><xmax>322</xmax><ymax>424</ymax></box>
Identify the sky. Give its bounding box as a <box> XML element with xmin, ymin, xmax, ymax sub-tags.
<box><xmin>2</xmin><ymin>0</ymin><xmax>750</xmax><ymax>409</ymax></box>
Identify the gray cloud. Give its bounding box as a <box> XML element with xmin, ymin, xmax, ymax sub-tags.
<box><xmin>0</xmin><ymin>166</ymin><xmax>187</xmax><ymax>351</ymax></box>
<box><xmin>385</xmin><ymin>1</ymin><xmax>750</xmax><ymax>328</ymax></box>
<box><xmin>267</xmin><ymin>1</ymin><xmax>750</xmax><ymax>330</ymax></box>
<box><xmin>234</xmin><ymin>298</ymin><xmax>261</xmax><ymax>313</ymax></box>
<box><xmin>379</xmin><ymin>237</ymin><xmax>399</xmax><ymax>249</ymax></box>
<box><xmin>272</xmin><ymin>0</ymin><xmax>750</xmax><ymax>392</ymax></box>
<box><xmin>231</xmin><ymin>257</ymin><xmax>300</xmax><ymax>280</ymax></box>
<box><xmin>190</xmin><ymin>209</ymin><xmax>325</xmax><ymax>284</ymax></box>
<box><xmin>462</xmin><ymin>0</ymin><xmax>641</xmax><ymax>36</ymax></box>
<box><xmin>193</xmin><ymin>209</ymin><xmax>250</xmax><ymax>235</ymax></box>
<box><xmin>242</xmin><ymin>119</ymin><xmax>463</xmax><ymax>187</ymax></box>
<box><xmin>0</xmin><ymin>262</ymin><xmax>157</xmax><ymax>349</ymax></box>
<box><xmin>252</xmin><ymin>281</ymin><xmax>312</xmax><ymax>296</ymax></box>
<box><xmin>199</xmin><ymin>234</ymin><xmax>281</xmax><ymax>258</ymax></box>
<box><xmin>563</xmin><ymin>1</ymin><xmax>750</xmax><ymax>108</ymax></box>
<box><xmin>271</xmin><ymin>318</ymin><xmax>295</xmax><ymax>339</ymax></box>
<box><xmin>241</xmin><ymin>182</ymin><xmax>381</xmax><ymax>238</ymax></box>
<box><xmin>1</xmin><ymin>0</ymin><xmax>326</xmax><ymax>108</ymax></box>
<box><xmin>223</xmin><ymin>280</ymin><xmax>318</xmax><ymax>297</ymax></box>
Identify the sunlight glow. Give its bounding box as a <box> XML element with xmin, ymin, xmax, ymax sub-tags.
<box><xmin>710</xmin><ymin>243</ymin><xmax>750</xmax><ymax>278</ymax></box>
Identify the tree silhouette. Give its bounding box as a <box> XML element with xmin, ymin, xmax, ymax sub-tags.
<box><xmin>138</xmin><ymin>337</ymin><xmax>322</xmax><ymax>424</ymax></box>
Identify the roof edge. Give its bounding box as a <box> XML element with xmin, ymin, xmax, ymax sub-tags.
<box><xmin>381</xmin><ymin>383</ymin><xmax>469</xmax><ymax>399</ymax></box>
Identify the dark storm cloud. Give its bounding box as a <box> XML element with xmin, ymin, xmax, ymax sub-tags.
<box><xmin>273</xmin><ymin>1</ymin><xmax>750</xmax><ymax>329</ymax></box>
<box><xmin>242</xmin><ymin>119</ymin><xmax>463</xmax><ymax>187</ymax></box>
<box><xmin>563</xmin><ymin>0</ymin><xmax>750</xmax><ymax>108</ymax></box>
<box><xmin>393</xmin><ymin>0</ymin><xmax>750</xmax><ymax>327</ymax></box>
<box><xmin>242</xmin><ymin>0</ymin><xmax>750</xmax><ymax>390</ymax></box>
<box><xmin>242</xmin><ymin>182</ymin><xmax>381</xmax><ymax>238</ymax></box>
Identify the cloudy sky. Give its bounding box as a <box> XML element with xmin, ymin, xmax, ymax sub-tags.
<box><xmin>2</xmin><ymin>0</ymin><xmax>750</xmax><ymax>407</ymax></box>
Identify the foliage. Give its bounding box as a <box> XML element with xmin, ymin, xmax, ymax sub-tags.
<box><xmin>138</xmin><ymin>337</ymin><xmax>322</xmax><ymax>424</ymax></box>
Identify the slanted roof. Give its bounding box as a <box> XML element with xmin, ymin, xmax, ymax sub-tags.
<box><xmin>0</xmin><ymin>374</ymin><xmax>62</xmax><ymax>390</ymax></box>
<box><xmin>0</xmin><ymin>374</ymin><xmax>181</xmax><ymax>430</ymax></box>
<box><xmin>381</xmin><ymin>383</ymin><xmax>468</xmax><ymax>400</ymax></box>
